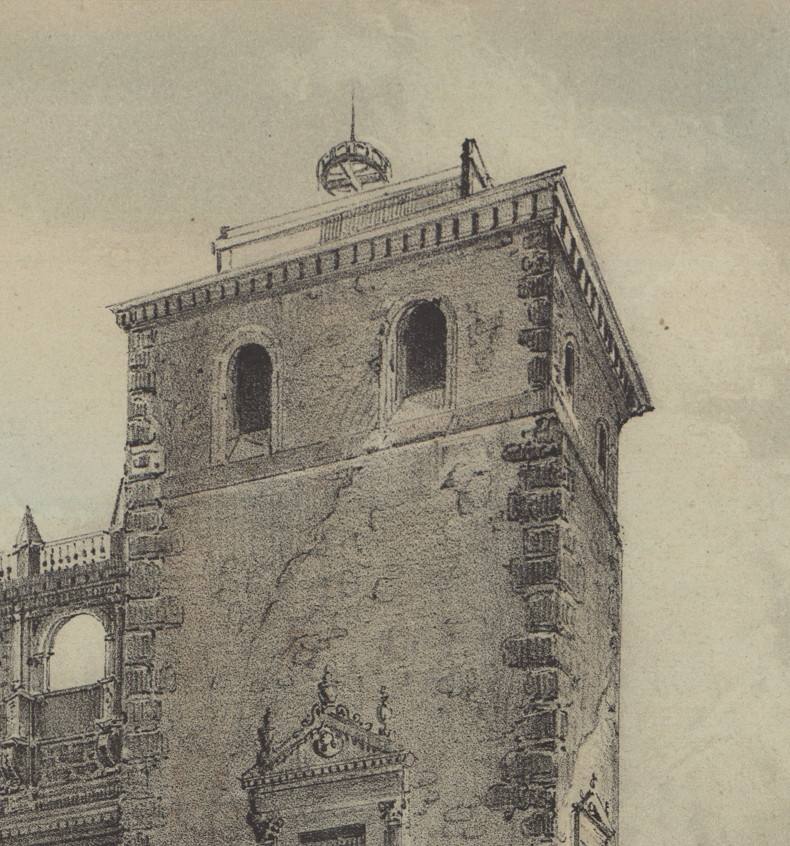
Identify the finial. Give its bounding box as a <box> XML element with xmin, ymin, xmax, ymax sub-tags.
<box><xmin>318</xmin><ymin>665</ymin><xmax>338</xmax><ymax>708</ymax></box>
<box><xmin>15</xmin><ymin>505</ymin><xmax>43</xmax><ymax>549</ymax></box>
<box><xmin>377</xmin><ymin>685</ymin><xmax>393</xmax><ymax>737</ymax></box>
<box><xmin>590</xmin><ymin>772</ymin><xmax>598</xmax><ymax>790</ymax></box>
<box><xmin>256</xmin><ymin>707</ymin><xmax>274</xmax><ymax>767</ymax></box>
<box><xmin>350</xmin><ymin>88</ymin><xmax>356</xmax><ymax>142</ymax></box>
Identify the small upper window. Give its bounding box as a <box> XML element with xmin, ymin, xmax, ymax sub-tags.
<box><xmin>563</xmin><ymin>341</ymin><xmax>576</xmax><ymax>391</ymax></box>
<box><xmin>397</xmin><ymin>301</ymin><xmax>447</xmax><ymax>401</ymax></box>
<box><xmin>232</xmin><ymin>344</ymin><xmax>272</xmax><ymax>435</ymax></box>
<box><xmin>596</xmin><ymin>421</ymin><xmax>609</xmax><ymax>482</ymax></box>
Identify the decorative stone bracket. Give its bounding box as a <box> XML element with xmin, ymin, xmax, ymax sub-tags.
<box><xmin>378</xmin><ymin>799</ymin><xmax>406</xmax><ymax>846</ymax></box>
<box><xmin>247</xmin><ymin>809</ymin><xmax>285</xmax><ymax>845</ymax></box>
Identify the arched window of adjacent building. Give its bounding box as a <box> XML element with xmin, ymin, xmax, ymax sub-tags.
<box><xmin>231</xmin><ymin>343</ymin><xmax>272</xmax><ymax>435</ymax></box>
<box><xmin>563</xmin><ymin>340</ymin><xmax>577</xmax><ymax>395</ymax></box>
<box><xmin>596</xmin><ymin>421</ymin><xmax>609</xmax><ymax>483</ymax></box>
<box><xmin>396</xmin><ymin>301</ymin><xmax>447</xmax><ymax>402</ymax></box>
<box><xmin>48</xmin><ymin>614</ymin><xmax>106</xmax><ymax>691</ymax></box>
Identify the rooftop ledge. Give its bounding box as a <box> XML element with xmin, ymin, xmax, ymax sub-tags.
<box><xmin>109</xmin><ymin>163</ymin><xmax>564</xmax><ymax>314</ymax></box>
<box><xmin>109</xmin><ymin>162</ymin><xmax>651</xmax><ymax>418</ymax></box>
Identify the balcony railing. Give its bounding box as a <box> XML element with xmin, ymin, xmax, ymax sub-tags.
<box><xmin>0</xmin><ymin>530</ymin><xmax>111</xmax><ymax>582</ymax></box>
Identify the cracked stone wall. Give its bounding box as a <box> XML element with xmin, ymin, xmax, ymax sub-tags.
<box><xmin>155</xmin><ymin>428</ymin><xmax>527</xmax><ymax>846</ymax></box>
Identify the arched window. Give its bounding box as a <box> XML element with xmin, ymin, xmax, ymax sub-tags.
<box><xmin>596</xmin><ymin>421</ymin><xmax>609</xmax><ymax>483</ymax></box>
<box><xmin>396</xmin><ymin>301</ymin><xmax>447</xmax><ymax>402</ymax></box>
<box><xmin>231</xmin><ymin>344</ymin><xmax>272</xmax><ymax>435</ymax></box>
<box><xmin>212</xmin><ymin>329</ymin><xmax>282</xmax><ymax>464</ymax></box>
<box><xmin>48</xmin><ymin>614</ymin><xmax>106</xmax><ymax>691</ymax></box>
<box><xmin>563</xmin><ymin>341</ymin><xmax>576</xmax><ymax>391</ymax></box>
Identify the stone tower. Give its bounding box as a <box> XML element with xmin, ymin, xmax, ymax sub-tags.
<box><xmin>0</xmin><ymin>136</ymin><xmax>650</xmax><ymax>846</ymax></box>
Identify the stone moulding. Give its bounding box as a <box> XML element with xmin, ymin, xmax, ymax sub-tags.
<box><xmin>109</xmin><ymin>168</ymin><xmax>562</xmax><ymax>331</ymax></box>
<box><xmin>242</xmin><ymin>669</ymin><xmax>412</xmax><ymax>846</ymax></box>
<box><xmin>552</xmin><ymin>183</ymin><xmax>652</xmax><ymax>417</ymax></box>
<box><xmin>109</xmin><ymin>167</ymin><xmax>650</xmax><ymax>419</ymax></box>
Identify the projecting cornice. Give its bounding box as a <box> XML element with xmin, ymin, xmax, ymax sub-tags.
<box><xmin>109</xmin><ymin>165</ymin><xmax>651</xmax><ymax>419</ymax></box>
<box><xmin>108</xmin><ymin>167</ymin><xmax>563</xmax><ymax>326</ymax></box>
<box><xmin>552</xmin><ymin>177</ymin><xmax>653</xmax><ymax>418</ymax></box>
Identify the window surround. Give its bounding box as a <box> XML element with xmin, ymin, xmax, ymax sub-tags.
<box><xmin>563</xmin><ymin>335</ymin><xmax>578</xmax><ymax>399</ymax></box>
<box><xmin>212</xmin><ymin>326</ymin><xmax>282</xmax><ymax>465</ymax></box>
<box><xmin>33</xmin><ymin>608</ymin><xmax>115</xmax><ymax>695</ymax></box>
<box><xmin>380</xmin><ymin>295</ymin><xmax>457</xmax><ymax>425</ymax></box>
<box><xmin>596</xmin><ymin>420</ymin><xmax>610</xmax><ymax>486</ymax></box>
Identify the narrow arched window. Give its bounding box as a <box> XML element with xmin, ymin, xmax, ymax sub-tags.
<box><xmin>596</xmin><ymin>422</ymin><xmax>609</xmax><ymax>482</ymax></box>
<box><xmin>232</xmin><ymin>344</ymin><xmax>272</xmax><ymax>435</ymax></box>
<box><xmin>49</xmin><ymin>614</ymin><xmax>106</xmax><ymax>691</ymax></box>
<box><xmin>563</xmin><ymin>341</ymin><xmax>576</xmax><ymax>391</ymax></box>
<box><xmin>397</xmin><ymin>301</ymin><xmax>447</xmax><ymax>401</ymax></box>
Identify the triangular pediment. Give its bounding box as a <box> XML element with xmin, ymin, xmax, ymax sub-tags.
<box><xmin>242</xmin><ymin>668</ymin><xmax>407</xmax><ymax>788</ymax></box>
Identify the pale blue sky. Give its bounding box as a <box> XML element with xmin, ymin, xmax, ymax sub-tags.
<box><xmin>1</xmin><ymin>2</ymin><xmax>788</xmax><ymax>843</ymax></box>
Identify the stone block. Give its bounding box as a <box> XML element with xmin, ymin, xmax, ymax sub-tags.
<box><xmin>518</xmin><ymin>328</ymin><xmax>550</xmax><ymax>352</ymax></box>
<box><xmin>500</xmin><ymin>750</ymin><xmax>558</xmax><ymax>784</ymax></box>
<box><xmin>518</xmin><ymin>457</ymin><xmax>565</xmax><ymax>490</ymax></box>
<box><xmin>507</xmin><ymin>490</ymin><xmax>564</xmax><ymax>523</ymax></box>
<box><xmin>124</xmin><ymin>730</ymin><xmax>167</xmax><ymax>762</ymax></box>
<box><xmin>523</xmin><ymin>525</ymin><xmax>560</xmax><ymax>558</ymax></box>
<box><xmin>517</xmin><ymin>274</ymin><xmax>552</xmax><ymax>299</ymax></box>
<box><xmin>128</xmin><ymin>531</ymin><xmax>179</xmax><ymax>560</ymax></box>
<box><xmin>519</xmin><ymin>709</ymin><xmax>567</xmax><ymax>741</ymax></box>
<box><xmin>526</xmin><ymin>298</ymin><xmax>551</xmax><ymax>326</ymax></box>
<box><xmin>127</xmin><ymin>561</ymin><xmax>162</xmax><ymax>599</ymax></box>
<box><xmin>524</xmin><ymin>590</ymin><xmax>575</xmax><ymax>633</ymax></box>
<box><xmin>528</xmin><ymin>356</ymin><xmax>549</xmax><ymax>388</ymax></box>
<box><xmin>502</xmin><ymin>633</ymin><xmax>572</xmax><ymax>672</ymax></box>
<box><xmin>521</xmin><ymin>250</ymin><xmax>551</xmax><ymax>275</ymax></box>
<box><xmin>125</xmin><ymin>632</ymin><xmax>155</xmax><ymax>663</ymax></box>
<box><xmin>126</xmin><ymin>596</ymin><xmax>183</xmax><ymax>630</ymax></box>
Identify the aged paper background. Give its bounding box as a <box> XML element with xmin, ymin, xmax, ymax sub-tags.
<box><xmin>0</xmin><ymin>2</ymin><xmax>787</xmax><ymax>844</ymax></box>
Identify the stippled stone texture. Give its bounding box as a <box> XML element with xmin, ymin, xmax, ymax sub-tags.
<box><xmin>111</xmin><ymin>213</ymin><xmax>628</xmax><ymax>846</ymax></box>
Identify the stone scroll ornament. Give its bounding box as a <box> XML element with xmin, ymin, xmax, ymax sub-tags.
<box><xmin>247</xmin><ymin>810</ymin><xmax>285</xmax><ymax>846</ymax></box>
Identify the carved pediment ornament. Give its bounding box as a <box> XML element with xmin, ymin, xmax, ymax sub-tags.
<box><xmin>572</xmin><ymin>773</ymin><xmax>616</xmax><ymax>840</ymax></box>
<box><xmin>313</xmin><ymin>724</ymin><xmax>343</xmax><ymax>759</ymax></box>
<box><xmin>243</xmin><ymin>666</ymin><xmax>411</xmax><ymax>789</ymax></box>
<box><xmin>257</xmin><ymin>706</ymin><xmax>275</xmax><ymax>767</ymax></box>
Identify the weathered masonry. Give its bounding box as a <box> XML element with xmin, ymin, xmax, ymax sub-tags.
<box><xmin>0</xmin><ymin>134</ymin><xmax>650</xmax><ymax>846</ymax></box>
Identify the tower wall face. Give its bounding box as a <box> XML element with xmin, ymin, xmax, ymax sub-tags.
<box><xmin>117</xmin><ymin>213</ymin><xmax>628</xmax><ymax>846</ymax></box>
<box><xmin>148</xmin><ymin>229</ymin><xmax>548</xmax><ymax>480</ymax></box>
